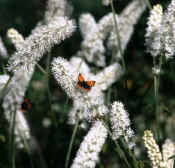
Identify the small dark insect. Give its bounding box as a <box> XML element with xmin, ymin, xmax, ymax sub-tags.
<box><xmin>21</xmin><ymin>98</ymin><xmax>31</xmax><ymax>112</ymax></box>
<box><xmin>77</xmin><ymin>73</ymin><xmax>96</xmax><ymax>91</ymax></box>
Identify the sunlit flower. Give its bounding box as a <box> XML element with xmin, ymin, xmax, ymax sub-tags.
<box><xmin>162</xmin><ymin>139</ymin><xmax>175</xmax><ymax>168</ymax></box>
<box><xmin>108</xmin><ymin>0</ymin><xmax>146</xmax><ymax>60</ymax></box>
<box><xmin>0</xmin><ymin>36</ymin><xmax>8</xmax><ymax>58</ymax></box>
<box><xmin>110</xmin><ymin>101</ymin><xmax>135</xmax><ymax>148</ymax></box>
<box><xmin>7</xmin><ymin>28</ymin><xmax>24</xmax><ymax>50</ymax></box>
<box><xmin>8</xmin><ymin>17</ymin><xmax>75</xmax><ymax>72</ymax></box>
<box><xmin>71</xmin><ymin>121</ymin><xmax>107</xmax><ymax>168</ymax></box>
<box><xmin>143</xmin><ymin>130</ymin><xmax>165</xmax><ymax>168</ymax></box>
<box><xmin>0</xmin><ymin>74</ymin><xmax>9</xmax><ymax>92</ymax></box>
<box><xmin>44</xmin><ymin>0</ymin><xmax>67</xmax><ymax>23</ymax></box>
<box><xmin>162</xmin><ymin>0</ymin><xmax>175</xmax><ymax>59</ymax></box>
<box><xmin>145</xmin><ymin>4</ymin><xmax>163</xmax><ymax>57</ymax></box>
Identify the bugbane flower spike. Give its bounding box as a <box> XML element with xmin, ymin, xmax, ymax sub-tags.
<box><xmin>143</xmin><ymin>130</ymin><xmax>166</xmax><ymax>168</ymax></box>
<box><xmin>8</xmin><ymin>17</ymin><xmax>76</xmax><ymax>72</ymax></box>
<box><xmin>161</xmin><ymin>0</ymin><xmax>175</xmax><ymax>59</ymax></box>
<box><xmin>44</xmin><ymin>0</ymin><xmax>67</xmax><ymax>23</ymax></box>
<box><xmin>145</xmin><ymin>4</ymin><xmax>163</xmax><ymax>57</ymax></box>
<box><xmin>0</xmin><ymin>75</ymin><xmax>9</xmax><ymax>92</ymax></box>
<box><xmin>79</xmin><ymin>14</ymin><xmax>97</xmax><ymax>38</ymax></box>
<box><xmin>79</xmin><ymin>13</ymin><xmax>106</xmax><ymax>67</ymax></box>
<box><xmin>0</xmin><ymin>36</ymin><xmax>8</xmax><ymax>58</ymax></box>
<box><xmin>162</xmin><ymin>139</ymin><xmax>175</xmax><ymax>168</ymax></box>
<box><xmin>108</xmin><ymin>0</ymin><xmax>146</xmax><ymax>60</ymax></box>
<box><xmin>3</xmin><ymin>67</ymin><xmax>34</xmax><ymax>148</ymax></box>
<box><xmin>110</xmin><ymin>101</ymin><xmax>135</xmax><ymax>149</ymax></box>
<box><xmin>71</xmin><ymin>121</ymin><xmax>107</xmax><ymax>168</ymax></box>
<box><xmin>7</xmin><ymin>28</ymin><xmax>24</xmax><ymax>50</ymax></box>
<box><xmin>51</xmin><ymin>57</ymin><xmax>77</xmax><ymax>98</ymax></box>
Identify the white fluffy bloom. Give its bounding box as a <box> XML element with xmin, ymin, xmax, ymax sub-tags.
<box><xmin>95</xmin><ymin>62</ymin><xmax>123</xmax><ymax>90</ymax></box>
<box><xmin>79</xmin><ymin>14</ymin><xmax>97</xmax><ymax>38</ymax></box>
<box><xmin>0</xmin><ymin>74</ymin><xmax>9</xmax><ymax>92</ymax></box>
<box><xmin>79</xmin><ymin>14</ymin><xmax>106</xmax><ymax>67</ymax></box>
<box><xmin>145</xmin><ymin>4</ymin><xmax>163</xmax><ymax>57</ymax></box>
<box><xmin>0</xmin><ymin>36</ymin><xmax>8</xmax><ymax>58</ymax></box>
<box><xmin>15</xmin><ymin>110</ymin><xmax>31</xmax><ymax>148</ymax></box>
<box><xmin>143</xmin><ymin>130</ymin><xmax>165</xmax><ymax>168</ymax></box>
<box><xmin>7</xmin><ymin>28</ymin><xmax>24</xmax><ymax>50</ymax></box>
<box><xmin>71</xmin><ymin>121</ymin><xmax>107</xmax><ymax>168</ymax></box>
<box><xmin>44</xmin><ymin>0</ymin><xmax>67</xmax><ymax>23</ymax></box>
<box><xmin>108</xmin><ymin>0</ymin><xmax>146</xmax><ymax>60</ymax></box>
<box><xmin>51</xmin><ymin>57</ymin><xmax>77</xmax><ymax>98</ymax></box>
<box><xmin>8</xmin><ymin>17</ymin><xmax>75</xmax><ymax>72</ymax></box>
<box><xmin>3</xmin><ymin>67</ymin><xmax>34</xmax><ymax>148</ymax></box>
<box><xmin>162</xmin><ymin>139</ymin><xmax>175</xmax><ymax>168</ymax></box>
<box><xmin>161</xmin><ymin>0</ymin><xmax>175</xmax><ymax>59</ymax></box>
<box><xmin>110</xmin><ymin>101</ymin><xmax>135</xmax><ymax>149</ymax></box>
<box><xmin>98</xmin><ymin>13</ymin><xmax>114</xmax><ymax>39</ymax></box>
<box><xmin>102</xmin><ymin>0</ymin><xmax>110</xmax><ymax>6</ymax></box>
<box><xmin>78</xmin><ymin>1</ymin><xmax>145</xmax><ymax>66</ymax></box>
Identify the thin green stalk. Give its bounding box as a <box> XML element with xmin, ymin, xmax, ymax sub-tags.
<box><xmin>120</xmin><ymin>139</ymin><xmax>139</xmax><ymax>168</ymax></box>
<box><xmin>63</xmin><ymin>96</ymin><xmax>69</xmax><ymax>113</ymax></box>
<box><xmin>36</xmin><ymin>63</ymin><xmax>47</xmax><ymax>75</ymax></box>
<box><xmin>144</xmin><ymin>0</ymin><xmax>152</xmax><ymax>10</ymax></box>
<box><xmin>101</xmin><ymin>121</ymin><xmax>132</xmax><ymax>168</ymax></box>
<box><xmin>153</xmin><ymin>57</ymin><xmax>160</xmax><ymax>140</ymax></box>
<box><xmin>46</xmin><ymin>51</ymin><xmax>57</xmax><ymax>127</ymax></box>
<box><xmin>9</xmin><ymin>109</ymin><xmax>17</xmax><ymax>168</ymax></box>
<box><xmin>1</xmin><ymin>62</ymin><xmax>6</xmax><ymax>74</ymax></box>
<box><xmin>107</xmin><ymin>87</ymin><xmax>112</xmax><ymax>104</ymax></box>
<box><xmin>17</xmin><ymin>127</ymin><xmax>34</xmax><ymax>168</ymax></box>
<box><xmin>110</xmin><ymin>0</ymin><xmax>126</xmax><ymax>73</ymax></box>
<box><xmin>65</xmin><ymin>119</ymin><xmax>79</xmax><ymax>168</ymax></box>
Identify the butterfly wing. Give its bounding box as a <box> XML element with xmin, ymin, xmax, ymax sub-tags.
<box><xmin>78</xmin><ymin>73</ymin><xmax>85</xmax><ymax>82</ymax></box>
<box><xmin>86</xmin><ymin>81</ymin><xmax>96</xmax><ymax>87</ymax></box>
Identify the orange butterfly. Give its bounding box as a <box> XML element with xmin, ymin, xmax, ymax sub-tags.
<box><xmin>77</xmin><ymin>73</ymin><xmax>96</xmax><ymax>91</ymax></box>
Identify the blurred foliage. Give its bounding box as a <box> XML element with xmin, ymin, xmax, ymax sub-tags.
<box><xmin>0</xmin><ymin>0</ymin><xmax>175</xmax><ymax>168</ymax></box>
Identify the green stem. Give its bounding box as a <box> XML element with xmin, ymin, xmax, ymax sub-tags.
<box><xmin>17</xmin><ymin>127</ymin><xmax>34</xmax><ymax>168</ymax></box>
<box><xmin>153</xmin><ymin>57</ymin><xmax>160</xmax><ymax>140</ymax></box>
<box><xmin>9</xmin><ymin>109</ymin><xmax>17</xmax><ymax>168</ymax></box>
<box><xmin>65</xmin><ymin>119</ymin><xmax>79</xmax><ymax>168</ymax></box>
<box><xmin>120</xmin><ymin>139</ymin><xmax>139</xmax><ymax>168</ymax></box>
<box><xmin>144</xmin><ymin>0</ymin><xmax>152</xmax><ymax>10</ymax></box>
<box><xmin>110</xmin><ymin>0</ymin><xmax>126</xmax><ymax>73</ymax></box>
<box><xmin>153</xmin><ymin>53</ymin><xmax>163</xmax><ymax>141</ymax></box>
<box><xmin>46</xmin><ymin>51</ymin><xmax>57</xmax><ymax>127</ymax></box>
<box><xmin>101</xmin><ymin>121</ymin><xmax>132</xmax><ymax>168</ymax></box>
<box><xmin>36</xmin><ymin>63</ymin><xmax>47</xmax><ymax>75</ymax></box>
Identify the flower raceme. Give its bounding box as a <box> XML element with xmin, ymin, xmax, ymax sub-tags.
<box><xmin>51</xmin><ymin>57</ymin><xmax>123</xmax><ymax>126</ymax></box>
<box><xmin>71</xmin><ymin>121</ymin><xmax>107</xmax><ymax>168</ymax></box>
<box><xmin>110</xmin><ymin>101</ymin><xmax>135</xmax><ymax>149</ymax></box>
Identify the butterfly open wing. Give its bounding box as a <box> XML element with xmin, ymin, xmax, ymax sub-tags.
<box><xmin>78</xmin><ymin>73</ymin><xmax>85</xmax><ymax>82</ymax></box>
<box><xmin>86</xmin><ymin>81</ymin><xmax>96</xmax><ymax>87</ymax></box>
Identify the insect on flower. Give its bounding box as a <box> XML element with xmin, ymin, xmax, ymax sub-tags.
<box><xmin>77</xmin><ymin>73</ymin><xmax>96</xmax><ymax>91</ymax></box>
<box><xmin>21</xmin><ymin>98</ymin><xmax>31</xmax><ymax>112</ymax></box>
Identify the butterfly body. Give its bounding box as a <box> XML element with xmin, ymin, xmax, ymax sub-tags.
<box><xmin>77</xmin><ymin>73</ymin><xmax>95</xmax><ymax>91</ymax></box>
<box><xmin>21</xmin><ymin>98</ymin><xmax>31</xmax><ymax>112</ymax></box>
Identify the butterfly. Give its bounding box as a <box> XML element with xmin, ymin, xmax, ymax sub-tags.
<box><xmin>77</xmin><ymin>73</ymin><xmax>96</xmax><ymax>91</ymax></box>
<box><xmin>21</xmin><ymin>98</ymin><xmax>31</xmax><ymax>112</ymax></box>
